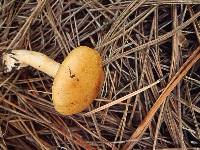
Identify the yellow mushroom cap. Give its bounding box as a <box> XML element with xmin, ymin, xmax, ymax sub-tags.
<box><xmin>52</xmin><ymin>46</ymin><xmax>104</xmax><ymax>115</ymax></box>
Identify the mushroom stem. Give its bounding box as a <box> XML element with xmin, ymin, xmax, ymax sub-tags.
<box><xmin>3</xmin><ymin>50</ymin><xmax>60</xmax><ymax>78</ymax></box>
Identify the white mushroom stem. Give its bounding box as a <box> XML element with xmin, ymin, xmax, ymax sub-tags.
<box><xmin>2</xmin><ymin>50</ymin><xmax>60</xmax><ymax>78</ymax></box>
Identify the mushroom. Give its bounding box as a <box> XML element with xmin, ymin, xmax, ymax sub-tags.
<box><xmin>2</xmin><ymin>46</ymin><xmax>104</xmax><ymax>115</ymax></box>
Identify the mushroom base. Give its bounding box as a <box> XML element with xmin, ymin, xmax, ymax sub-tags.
<box><xmin>2</xmin><ymin>50</ymin><xmax>60</xmax><ymax>77</ymax></box>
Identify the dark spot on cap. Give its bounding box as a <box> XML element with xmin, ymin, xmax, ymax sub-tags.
<box><xmin>68</xmin><ymin>66</ymin><xmax>76</xmax><ymax>78</ymax></box>
<box><xmin>71</xmin><ymin>74</ymin><xmax>75</xmax><ymax>78</ymax></box>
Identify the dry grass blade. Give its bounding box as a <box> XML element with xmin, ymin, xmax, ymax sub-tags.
<box><xmin>123</xmin><ymin>46</ymin><xmax>200</xmax><ymax>150</ymax></box>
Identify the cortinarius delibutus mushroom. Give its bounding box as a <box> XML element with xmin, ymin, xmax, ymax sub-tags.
<box><xmin>2</xmin><ymin>46</ymin><xmax>104</xmax><ymax>115</ymax></box>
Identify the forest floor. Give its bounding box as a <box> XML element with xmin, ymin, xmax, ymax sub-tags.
<box><xmin>0</xmin><ymin>1</ymin><xmax>200</xmax><ymax>150</ymax></box>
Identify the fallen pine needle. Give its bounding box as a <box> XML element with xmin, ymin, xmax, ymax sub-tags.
<box><xmin>122</xmin><ymin>46</ymin><xmax>200</xmax><ymax>150</ymax></box>
<box><xmin>84</xmin><ymin>77</ymin><xmax>163</xmax><ymax>116</ymax></box>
